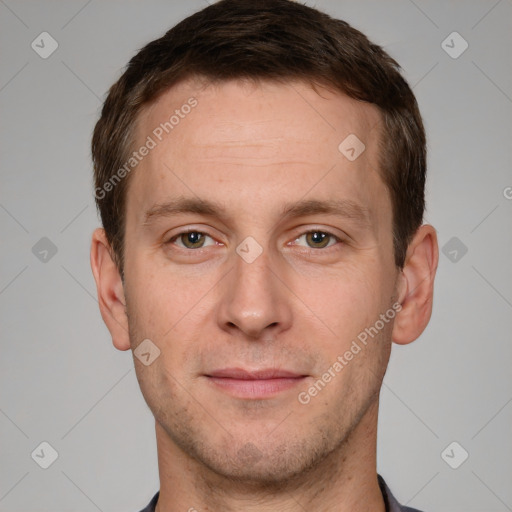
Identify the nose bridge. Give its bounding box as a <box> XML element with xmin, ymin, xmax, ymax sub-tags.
<box><xmin>217</xmin><ymin>240</ymin><xmax>291</xmax><ymax>338</ymax></box>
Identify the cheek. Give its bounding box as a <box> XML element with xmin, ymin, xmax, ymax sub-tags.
<box><xmin>126</xmin><ymin>255</ymin><xmax>203</xmax><ymax>337</ymax></box>
<box><xmin>293</xmin><ymin>262</ymin><xmax>386</xmax><ymax>349</ymax></box>
<box><xmin>125</xmin><ymin>255</ymin><xmax>219</xmax><ymax>381</ymax></box>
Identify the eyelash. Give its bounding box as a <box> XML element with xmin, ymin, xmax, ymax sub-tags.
<box><xmin>165</xmin><ymin>229</ymin><xmax>343</xmax><ymax>251</ymax></box>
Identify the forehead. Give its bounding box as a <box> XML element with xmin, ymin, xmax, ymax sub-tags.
<box><xmin>140</xmin><ymin>77</ymin><xmax>382</xmax><ymax>153</ymax></box>
<box><xmin>126</xmin><ymin>77</ymin><xmax>389</xmax><ymax>231</ymax></box>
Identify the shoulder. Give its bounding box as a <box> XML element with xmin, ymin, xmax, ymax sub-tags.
<box><xmin>136</xmin><ymin>491</ymin><xmax>159</xmax><ymax>512</ymax></box>
<box><xmin>378</xmin><ymin>475</ymin><xmax>426</xmax><ymax>512</ymax></box>
<box><xmin>138</xmin><ymin>482</ymin><xmax>425</xmax><ymax>512</ymax></box>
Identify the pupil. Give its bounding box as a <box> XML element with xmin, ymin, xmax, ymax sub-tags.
<box><xmin>188</xmin><ymin>232</ymin><xmax>201</xmax><ymax>243</ymax></box>
<box><xmin>312</xmin><ymin>232</ymin><xmax>325</xmax><ymax>244</ymax></box>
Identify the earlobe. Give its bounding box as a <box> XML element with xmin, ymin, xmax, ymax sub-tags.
<box><xmin>90</xmin><ymin>228</ymin><xmax>131</xmax><ymax>351</ymax></box>
<box><xmin>391</xmin><ymin>224</ymin><xmax>439</xmax><ymax>345</ymax></box>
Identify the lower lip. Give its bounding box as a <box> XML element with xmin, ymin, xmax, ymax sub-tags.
<box><xmin>206</xmin><ymin>376</ymin><xmax>306</xmax><ymax>399</ymax></box>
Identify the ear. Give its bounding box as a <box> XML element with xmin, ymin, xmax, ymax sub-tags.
<box><xmin>392</xmin><ymin>224</ymin><xmax>439</xmax><ymax>345</ymax></box>
<box><xmin>90</xmin><ymin>228</ymin><xmax>131</xmax><ymax>351</ymax></box>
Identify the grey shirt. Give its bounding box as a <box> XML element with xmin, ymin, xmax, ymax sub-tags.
<box><xmin>137</xmin><ymin>475</ymin><xmax>424</xmax><ymax>511</ymax></box>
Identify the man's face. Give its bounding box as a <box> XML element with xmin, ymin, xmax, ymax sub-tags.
<box><xmin>123</xmin><ymin>78</ymin><xmax>400</xmax><ymax>482</ymax></box>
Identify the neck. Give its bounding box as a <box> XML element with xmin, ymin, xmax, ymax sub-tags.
<box><xmin>155</xmin><ymin>400</ymin><xmax>384</xmax><ymax>512</ymax></box>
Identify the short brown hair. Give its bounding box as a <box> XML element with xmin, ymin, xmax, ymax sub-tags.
<box><xmin>92</xmin><ymin>0</ymin><xmax>426</xmax><ymax>276</ymax></box>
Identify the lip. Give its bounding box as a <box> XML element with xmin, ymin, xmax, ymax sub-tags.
<box><xmin>204</xmin><ymin>368</ymin><xmax>308</xmax><ymax>399</ymax></box>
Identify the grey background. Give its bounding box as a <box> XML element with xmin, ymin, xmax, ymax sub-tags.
<box><xmin>1</xmin><ymin>0</ymin><xmax>511</xmax><ymax>511</ymax></box>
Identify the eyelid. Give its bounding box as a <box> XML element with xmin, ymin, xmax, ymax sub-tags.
<box><xmin>165</xmin><ymin>229</ymin><xmax>218</xmax><ymax>248</ymax></box>
<box><xmin>288</xmin><ymin>228</ymin><xmax>344</xmax><ymax>249</ymax></box>
<box><xmin>162</xmin><ymin>226</ymin><xmax>218</xmax><ymax>248</ymax></box>
<box><xmin>164</xmin><ymin>226</ymin><xmax>346</xmax><ymax>250</ymax></box>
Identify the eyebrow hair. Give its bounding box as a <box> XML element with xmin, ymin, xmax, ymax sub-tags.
<box><xmin>143</xmin><ymin>196</ymin><xmax>372</xmax><ymax>228</ymax></box>
<box><xmin>279</xmin><ymin>198</ymin><xmax>372</xmax><ymax>227</ymax></box>
<box><xmin>143</xmin><ymin>197</ymin><xmax>228</xmax><ymax>225</ymax></box>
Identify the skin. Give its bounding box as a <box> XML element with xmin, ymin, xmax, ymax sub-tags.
<box><xmin>91</xmin><ymin>78</ymin><xmax>438</xmax><ymax>511</ymax></box>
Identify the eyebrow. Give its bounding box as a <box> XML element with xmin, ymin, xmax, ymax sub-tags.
<box><xmin>143</xmin><ymin>197</ymin><xmax>228</xmax><ymax>225</ymax></box>
<box><xmin>279</xmin><ymin>198</ymin><xmax>372</xmax><ymax>227</ymax></box>
<box><xmin>143</xmin><ymin>197</ymin><xmax>372</xmax><ymax>228</ymax></box>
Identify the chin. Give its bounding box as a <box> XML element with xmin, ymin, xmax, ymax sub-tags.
<box><xmin>185</xmin><ymin>431</ymin><xmax>343</xmax><ymax>489</ymax></box>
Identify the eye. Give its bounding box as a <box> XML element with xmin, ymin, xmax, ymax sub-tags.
<box><xmin>168</xmin><ymin>231</ymin><xmax>216</xmax><ymax>249</ymax></box>
<box><xmin>293</xmin><ymin>230</ymin><xmax>340</xmax><ymax>249</ymax></box>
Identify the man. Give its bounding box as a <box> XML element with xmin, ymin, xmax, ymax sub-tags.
<box><xmin>90</xmin><ymin>1</ymin><xmax>438</xmax><ymax>510</ymax></box>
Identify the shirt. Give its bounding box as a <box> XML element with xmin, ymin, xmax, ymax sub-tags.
<box><xmin>137</xmin><ymin>474</ymin><xmax>424</xmax><ymax>511</ymax></box>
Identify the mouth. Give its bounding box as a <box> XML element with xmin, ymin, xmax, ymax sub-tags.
<box><xmin>204</xmin><ymin>368</ymin><xmax>308</xmax><ymax>399</ymax></box>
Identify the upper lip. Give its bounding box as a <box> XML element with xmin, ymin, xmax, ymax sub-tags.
<box><xmin>206</xmin><ymin>368</ymin><xmax>306</xmax><ymax>380</ymax></box>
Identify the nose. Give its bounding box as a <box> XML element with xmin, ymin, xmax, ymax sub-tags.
<box><xmin>216</xmin><ymin>244</ymin><xmax>293</xmax><ymax>340</ymax></box>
